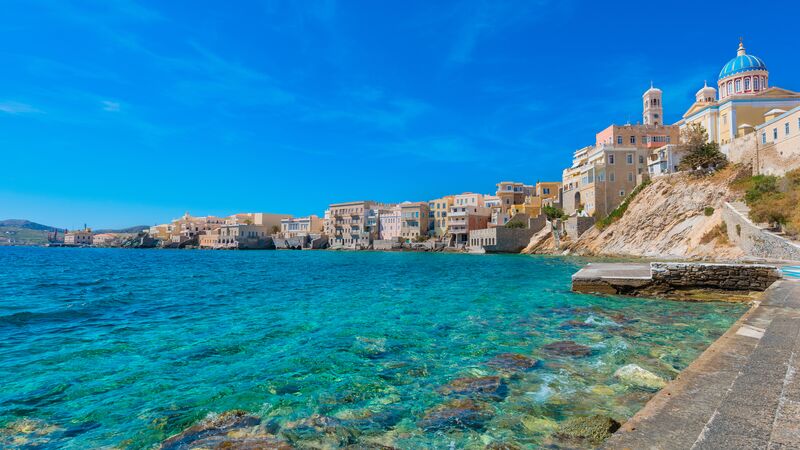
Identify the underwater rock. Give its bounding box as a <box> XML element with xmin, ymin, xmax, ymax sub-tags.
<box><xmin>439</xmin><ymin>376</ymin><xmax>508</xmax><ymax>401</ymax></box>
<box><xmin>541</xmin><ymin>341</ymin><xmax>592</xmax><ymax>357</ymax></box>
<box><xmin>553</xmin><ymin>415</ymin><xmax>621</xmax><ymax>446</ymax></box>
<box><xmin>159</xmin><ymin>410</ymin><xmax>292</xmax><ymax>450</ymax></box>
<box><xmin>485</xmin><ymin>442</ymin><xmax>522</xmax><ymax>450</ymax></box>
<box><xmin>614</xmin><ymin>364</ymin><xmax>667</xmax><ymax>391</ymax></box>
<box><xmin>560</xmin><ymin>319</ymin><xmax>593</xmax><ymax>329</ymax></box>
<box><xmin>418</xmin><ymin>399</ymin><xmax>494</xmax><ymax>431</ymax></box>
<box><xmin>487</xmin><ymin>353</ymin><xmax>539</xmax><ymax>372</ymax></box>
<box><xmin>520</xmin><ymin>416</ymin><xmax>558</xmax><ymax>435</ymax></box>
<box><xmin>281</xmin><ymin>414</ymin><xmax>359</xmax><ymax>447</ymax></box>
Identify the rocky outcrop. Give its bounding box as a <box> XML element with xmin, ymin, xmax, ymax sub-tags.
<box><xmin>526</xmin><ymin>170</ymin><xmax>748</xmax><ymax>260</ymax></box>
<box><xmin>160</xmin><ymin>410</ymin><xmax>292</xmax><ymax>450</ymax></box>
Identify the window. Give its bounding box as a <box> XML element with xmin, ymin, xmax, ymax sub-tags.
<box><xmin>616</xmin><ymin>135</ymin><xmax>623</xmax><ymax>145</ymax></box>
<box><xmin>639</xmin><ymin>155</ymin><xmax>645</xmax><ymax>164</ymax></box>
<box><xmin>609</xmin><ymin>172</ymin><xmax>615</xmax><ymax>182</ymax></box>
<box><xmin>774</xmin><ymin>128</ymin><xmax>778</xmax><ymax>140</ymax></box>
<box><xmin>608</xmin><ymin>154</ymin><xmax>615</xmax><ymax>164</ymax></box>
<box><xmin>727</xmin><ymin>81</ymin><xmax>733</xmax><ymax>95</ymax></box>
<box><xmin>754</xmin><ymin>77</ymin><xmax>760</xmax><ymax>90</ymax></box>
<box><xmin>762</xmin><ymin>132</ymin><xmax>767</xmax><ymax>144</ymax></box>
<box><xmin>619</xmin><ymin>190</ymin><xmax>625</xmax><ymax>197</ymax></box>
<box><xmin>735</xmin><ymin>79</ymin><xmax>741</xmax><ymax>93</ymax></box>
<box><xmin>786</xmin><ymin>123</ymin><xmax>791</xmax><ymax>136</ymax></box>
<box><xmin>626</xmin><ymin>153</ymin><xmax>633</xmax><ymax>164</ymax></box>
<box><xmin>628</xmin><ymin>172</ymin><xmax>634</xmax><ymax>182</ymax></box>
<box><xmin>630</xmin><ymin>136</ymin><xmax>636</xmax><ymax>144</ymax></box>
<box><xmin>744</xmin><ymin>78</ymin><xmax>750</xmax><ymax>91</ymax></box>
<box><xmin>598</xmin><ymin>171</ymin><xmax>605</xmax><ymax>182</ymax></box>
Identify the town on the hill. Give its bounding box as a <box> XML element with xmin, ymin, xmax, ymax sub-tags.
<box><xmin>51</xmin><ymin>41</ymin><xmax>800</xmax><ymax>253</ymax></box>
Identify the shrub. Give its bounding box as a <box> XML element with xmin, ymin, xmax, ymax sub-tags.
<box><xmin>505</xmin><ymin>220</ymin><xmax>526</xmax><ymax>229</ymax></box>
<box><xmin>699</xmin><ymin>223</ymin><xmax>729</xmax><ymax>245</ymax></box>
<box><xmin>736</xmin><ymin>224</ymin><xmax>741</xmax><ymax>237</ymax></box>
<box><xmin>744</xmin><ymin>175</ymin><xmax>779</xmax><ymax>204</ymax></box>
<box><xmin>703</xmin><ymin>206</ymin><xmax>715</xmax><ymax>216</ymax></box>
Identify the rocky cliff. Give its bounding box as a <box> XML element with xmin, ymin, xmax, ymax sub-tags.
<box><xmin>527</xmin><ymin>169</ymin><xmax>746</xmax><ymax>260</ymax></box>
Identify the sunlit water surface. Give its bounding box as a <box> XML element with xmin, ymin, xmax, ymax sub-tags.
<box><xmin>0</xmin><ymin>247</ymin><xmax>746</xmax><ymax>448</ymax></box>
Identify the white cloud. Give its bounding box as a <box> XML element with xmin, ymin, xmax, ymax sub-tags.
<box><xmin>102</xmin><ymin>100</ymin><xmax>121</xmax><ymax>112</ymax></box>
<box><xmin>0</xmin><ymin>101</ymin><xmax>40</xmax><ymax>114</ymax></box>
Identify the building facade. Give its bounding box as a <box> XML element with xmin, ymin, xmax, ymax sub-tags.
<box><xmin>400</xmin><ymin>202</ymin><xmax>430</xmax><ymax>241</ymax></box>
<box><xmin>327</xmin><ymin>201</ymin><xmax>378</xmax><ymax>248</ymax></box>
<box><xmin>280</xmin><ymin>215</ymin><xmax>322</xmax><ymax>238</ymax></box>
<box><xmin>64</xmin><ymin>229</ymin><xmax>93</xmax><ymax>246</ymax></box>
<box><xmin>428</xmin><ymin>196</ymin><xmax>453</xmax><ymax>238</ymax></box>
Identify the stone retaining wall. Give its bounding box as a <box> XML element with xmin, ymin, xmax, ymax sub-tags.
<box><xmin>722</xmin><ymin>202</ymin><xmax>800</xmax><ymax>262</ymax></box>
<box><xmin>650</xmin><ymin>262</ymin><xmax>781</xmax><ymax>291</ymax></box>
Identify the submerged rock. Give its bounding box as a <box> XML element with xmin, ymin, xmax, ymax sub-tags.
<box><xmin>439</xmin><ymin>376</ymin><xmax>508</xmax><ymax>401</ymax></box>
<box><xmin>541</xmin><ymin>341</ymin><xmax>592</xmax><ymax>357</ymax></box>
<box><xmin>160</xmin><ymin>410</ymin><xmax>291</xmax><ymax>450</ymax></box>
<box><xmin>281</xmin><ymin>414</ymin><xmax>359</xmax><ymax>447</ymax></box>
<box><xmin>553</xmin><ymin>415</ymin><xmax>621</xmax><ymax>445</ymax></box>
<box><xmin>485</xmin><ymin>442</ymin><xmax>522</xmax><ymax>450</ymax></box>
<box><xmin>418</xmin><ymin>399</ymin><xmax>493</xmax><ymax>431</ymax></box>
<box><xmin>614</xmin><ymin>364</ymin><xmax>667</xmax><ymax>391</ymax></box>
<box><xmin>487</xmin><ymin>353</ymin><xmax>539</xmax><ymax>372</ymax></box>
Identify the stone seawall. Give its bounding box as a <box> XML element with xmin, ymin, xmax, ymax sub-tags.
<box><xmin>650</xmin><ymin>262</ymin><xmax>780</xmax><ymax>291</ymax></box>
<box><xmin>572</xmin><ymin>262</ymin><xmax>781</xmax><ymax>299</ymax></box>
<box><xmin>723</xmin><ymin>202</ymin><xmax>800</xmax><ymax>262</ymax></box>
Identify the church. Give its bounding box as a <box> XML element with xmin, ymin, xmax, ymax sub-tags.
<box><xmin>678</xmin><ymin>40</ymin><xmax>800</xmax><ymax>145</ymax></box>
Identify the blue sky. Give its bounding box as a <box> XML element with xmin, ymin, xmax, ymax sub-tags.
<box><xmin>1</xmin><ymin>0</ymin><xmax>799</xmax><ymax>228</ymax></box>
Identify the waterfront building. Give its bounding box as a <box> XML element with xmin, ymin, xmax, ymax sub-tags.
<box><xmin>562</xmin><ymin>85</ymin><xmax>675</xmax><ymax>217</ymax></box>
<box><xmin>64</xmin><ymin>228</ymin><xmax>93</xmax><ymax>246</ymax></box>
<box><xmin>280</xmin><ymin>215</ymin><xmax>322</xmax><ymax>238</ymax></box>
<box><xmin>507</xmin><ymin>181</ymin><xmax>563</xmax><ymax>218</ymax></box>
<box><xmin>448</xmin><ymin>204</ymin><xmax>491</xmax><ymax>246</ymax></box>
<box><xmin>562</xmin><ymin>144</ymin><xmax>649</xmax><ymax>217</ymax></box>
<box><xmin>677</xmin><ymin>41</ymin><xmax>800</xmax><ymax>151</ymax></box>
<box><xmin>198</xmin><ymin>223</ymin><xmax>273</xmax><ymax>249</ymax></box>
<box><xmin>378</xmin><ymin>204</ymin><xmax>402</xmax><ymax>240</ymax></box>
<box><xmin>428</xmin><ymin>196</ymin><xmax>454</xmax><ymax>238</ymax></box>
<box><xmin>327</xmin><ymin>200</ymin><xmax>378</xmax><ymax>248</ymax></box>
<box><xmin>400</xmin><ymin>201</ymin><xmax>430</xmax><ymax>241</ymax></box>
<box><xmin>227</xmin><ymin>213</ymin><xmax>292</xmax><ymax>230</ymax></box>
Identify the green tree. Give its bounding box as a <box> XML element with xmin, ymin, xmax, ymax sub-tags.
<box><xmin>542</xmin><ymin>205</ymin><xmax>566</xmax><ymax>221</ymax></box>
<box><xmin>678</xmin><ymin>123</ymin><xmax>728</xmax><ymax>171</ymax></box>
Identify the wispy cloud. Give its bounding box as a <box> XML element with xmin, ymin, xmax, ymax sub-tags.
<box><xmin>0</xmin><ymin>101</ymin><xmax>40</xmax><ymax>114</ymax></box>
<box><xmin>101</xmin><ymin>100</ymin><xmax>121</xmax><ymax>112</ymax></box>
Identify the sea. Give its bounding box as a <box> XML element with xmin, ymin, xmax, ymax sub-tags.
<box><xmin>0</xmin><ymin>247</ymin><xmax>747</xmax><ymax>448</ymax></box>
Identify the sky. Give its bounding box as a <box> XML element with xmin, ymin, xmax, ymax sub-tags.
<box><xmin>1</xmin><ymin>0</ymin><xmax>799</xmax><ymax>229</ymax></box>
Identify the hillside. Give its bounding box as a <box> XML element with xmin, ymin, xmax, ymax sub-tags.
<box><xmin>527</xmin><ymin>169</ymin><xmax>746</xmax><ymax>260</ymax></box>
<box><xmin>0</xmin><ymin>220</ymin><xmax>57</xmax><ymax>245</ymax></box>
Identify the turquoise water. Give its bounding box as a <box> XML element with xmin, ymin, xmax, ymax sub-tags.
<box><xmin>0</xmin><ymin>247</ymin><xmax>746</xmax><ymax>448</ymax></box>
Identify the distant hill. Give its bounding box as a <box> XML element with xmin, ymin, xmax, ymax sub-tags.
<box><xmin>0</xmin><ymin>219</ymin><xmax>149</xmax><ymax>246</ymax></box>
<box><xmin>0</xmin><ymin>219</ymin><xmax>59</xmax><ymax>245</ymax></box>
<box><xmin>0</xmin><ymin>219</ymin><xmax>53</xmax><ymax>231</ymax></box>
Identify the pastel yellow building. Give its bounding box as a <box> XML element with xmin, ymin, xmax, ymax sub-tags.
<box><xmin>428</xmin><ymin>195</ymin><xmax>454</xmax><ymax>238</ymax></box>
<box><xmin>679</xmin><ymin>40</ymin><xmax>800</xmax><ymax>151</ymax></box>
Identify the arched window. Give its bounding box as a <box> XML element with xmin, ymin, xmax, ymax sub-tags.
<box><xmin>754</xmin><ymin>77</ymin><xmax>760</xmax><ymax>91</ymax></box>
<box><xmin>744</xmin><ymin>77</ymin><xmax>750</xmax><ymax>91</ymax></box>
<box><xmin>735</xmin><ymin>79</ymin><xmax>741</xmax><ymax>93</ymax></box>
<box><xmin>728</xmin><ymin>81</ymin><xmax>733</xmax><ymax>95</ymax></box>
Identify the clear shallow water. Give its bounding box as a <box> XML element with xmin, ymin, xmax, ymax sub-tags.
<box><xmin>0</xmin><ymin>247</ymin><xmax>746</xmax><ymax>449</ymax></box>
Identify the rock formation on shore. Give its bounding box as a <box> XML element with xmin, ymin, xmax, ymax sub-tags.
<box><xmin>525</xmin><ymin>169</ymin><xmax>747</xmax><ymax>260</ymax></box>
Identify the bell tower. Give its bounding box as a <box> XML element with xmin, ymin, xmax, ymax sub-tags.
<box><xmin>642</xmin><ymin>82</ymin><xmax>663</xmax><ymax>126</ymax></box>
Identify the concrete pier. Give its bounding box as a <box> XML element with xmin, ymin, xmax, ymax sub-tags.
<box><xmin>572</xmin><ymin>262</ymin><xmax>781</xmax><ymax>297</ymax></box>
<box><xmin>603</xmin><ymin>279</ymin><xmax>800</xmax><ymax>449</ymax></box>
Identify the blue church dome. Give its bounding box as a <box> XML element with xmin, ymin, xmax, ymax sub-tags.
<box><xmin>718</xmin><ymin>42</ymin><xmax>767</xmax><ymax>80</ymax></box>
